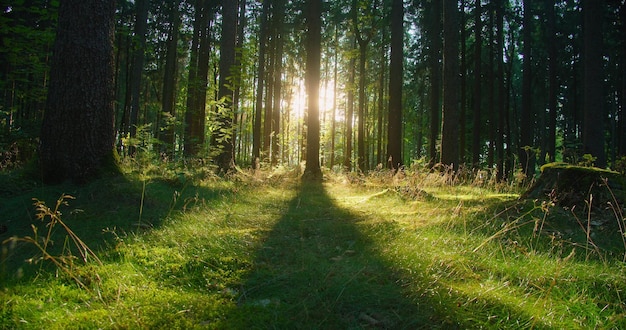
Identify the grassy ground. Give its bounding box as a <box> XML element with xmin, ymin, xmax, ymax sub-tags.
<box><xmin>1</xmin><ymin>165</ymin><xmax>625</xmax><ymax>329</ymax></box>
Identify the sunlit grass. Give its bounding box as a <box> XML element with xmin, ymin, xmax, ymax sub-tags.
<box><xmin>1</xmin><ymin>166</ymin><xmax>625</xmax><ymax>328</ymax></box>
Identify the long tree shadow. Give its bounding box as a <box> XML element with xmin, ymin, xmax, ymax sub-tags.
<box><xmin>221</xmin><ymin>181</ymin><xmax>431</xmax><ymax>328</ymax></box>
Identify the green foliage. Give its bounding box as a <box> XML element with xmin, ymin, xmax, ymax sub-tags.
<box><xmin>579</xmin><ymin>153</ymin><xmax>598</xmax><ymax>167</ymax></box>
<box><xmin>614</xmin><ymin>156</ymin><xmax>626</xmax><ymax>175</ymax></box>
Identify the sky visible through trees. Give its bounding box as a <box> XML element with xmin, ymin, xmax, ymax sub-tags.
<box><xmin>1</xmin><ymin>0</ymin><xmax>625</xmax><ymax>178</ymax></box>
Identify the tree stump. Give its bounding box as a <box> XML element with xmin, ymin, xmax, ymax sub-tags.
<box><xmin>522</xmin><ymin>162</ymin><xmax>626</xmax><ymax>210</ymax></box>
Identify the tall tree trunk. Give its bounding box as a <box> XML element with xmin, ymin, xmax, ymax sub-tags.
<box><xmin>232</xmin><ymin>0</ymin><xmax>246</xmax><ymax>164</ymax></box>
<box><xmin>357</xmin><ymin>41</ymin><xmax>367</xmax><ymax>172</ymax></box>
<box><xmin>352</xmin><ymin>0</ymin><xmax>375</xmax><ymax>173</ymax></box>
<box><xmin>487</xmin><ymin>5</ymin><xmax>495</xmax><ymax>169</ymax></box>
<box><xmin>545</xmin><ymin>0</ymin><xmax>557</xmax><ymax>163</ymax></box>
<box><xmin>184</xmin><ymin>0</ymin><xmax>213</xmax><ymax>157</ymax></box>
<box><xmin>520</xmin><ymin>0</ymin><xmax>534</xmax><ymax>176</ymax></box>
<box><xmin>215</xmin><ymin>0</ymin><xmax>238</xmax><ymax>172</ymax></box>
<box><xmin>263</xmin><ymin>26</ymin><xmax>275</xmax><ymax>159</ymax></box>
<box><xmin>330</xmin><ymin>25</ymin><xmax>339</xmax><ymax>169</ymax></box>
<box><xmin>302</xmin><ymin>0</ymin><xmax>322</xmax><ymax>180</ymax></box>
<box><xmin>161</xmin><ymin>0</ymin><xmax>181</xmax><ymax>156</ymax></box>
<box><xmin>344</xmin><ymin>38</ymin><xmax>356</xmax><ymax>171</ymax></box>
<box><xmin>440</xmin><ymin>0</ymin><xmax>460</xmax><ymax>170</ymax></box>
<box><xmin>459</xmin><ymin>0</ymin><xmax>467</xmax><ymax>164</ymax></box>
<box><xmin>271</xmin><ymin>0</ymin><xmax>285</xmax><ymax>167</ymax></box>
<box><xmin>428</xmin><ymin>0</ymin><xmax>442</xmax><ymax>167</ymax></box>
<box><xmin>387</xmin><ymin>0</ymin><xmax>403</xmax><ymax>170</ymax></box>
<box><xmin>582</xmin><ymin>0</ymin><xmax>606</xmax><ymax>167</ymax></box>
<box><xmin>496</xmin><ymin>0</ymin><xmax>506</xmax><ymax>181</ymax></box>
<box><xmin>127</xmin><ymin>0</ymin><xmax>149</xmax><ymax>156</ymax></box>
<box><xmin>472</xmin><ymin>0</ymin><xmax>482</xmax><ymax>167</ymax></box>
<box><xmin>252</xmin><ymin>0</ymin><xmax>270</xmax><ymax>169</ymax></box>
<box><xmin>377</xmin><ymin>30</ymin><xmax>386</xmax><ymax>166</ymax></box>
<box><xmin>40</xmin><ymin>0</ymin><xmax>117</xmax><ymax>183</ymax></box>
<box><xmin>620</xmin><ymin>3</ymin><xmax>626</xmax><ymax>158</ymax></box>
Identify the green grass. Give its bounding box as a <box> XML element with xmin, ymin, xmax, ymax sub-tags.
<box><xmin>1</xmin><ymin>166</ymin><xmax>626</xmax><ymax>328</ymax></box>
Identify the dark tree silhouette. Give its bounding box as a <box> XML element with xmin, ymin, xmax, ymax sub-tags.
<box><xmin>39</xmin><ymin>0</ymin><xmax>117</xmax><ymax>183</ymax></box>
<box><xmin>387</xmin><ymin>0</ymin><xmax>403</xmax><ymax>170</ymax></box>
<box><xmin>303</xmin><ymin>0</ymin><xmax>323</xmax><ymax>180</ymax></box>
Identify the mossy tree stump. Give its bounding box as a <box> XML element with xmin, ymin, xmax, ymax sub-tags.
<box><xmin>522</xmin><ymin>162</ymin><xmax>626</xmax><ymax>210</ymax></box>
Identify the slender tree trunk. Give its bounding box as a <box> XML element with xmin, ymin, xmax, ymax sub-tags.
<box><xmin>496</xmin><ymin>0</ymin><xmax>506</xmax><ymax>181</ymax></box>
<box><xmin>184</xmin><ymin>0</ymin><xmax>212</xmax><ymax>157</ymax></box>
<box><xmin>440</xmin><ymin>0</ymin><xmax>460</xmax><ymax>170</ymax></box>
<box><xmin>472</xmin><ymin>0</ymin><xmax>482</xmax><ymax>167</ymax></box>
<box><xmin>377</xmin><ymin>31</ymin><xmax>386</xmax><ymax>166</ymax></box>
<box><xmin>459</xmin><ymin>0</ymin><xmax>467</xmax><ymax>165</ymax></box>
<box><xmin>428</xmin><ymin>0</ymin><xmax>442</xmax><ymax>167</ymax></box>
<box><xmin>271</xmin><ymin>0</ymin><xmax>285</xmax><ymax>167</ymax></box>
<box><xmin>487</xmin><ymin>6</ymin><xmax>495</xmax><ymax>169</ymax></box>
<box><xmin>344</xmin><ymin>38</ymin><xmax>356</xmax><ymax>171</ymax></box>
<box><xmin>302</xmin><ymin>0</ymin><xmax>322</xmax><ymax>180</ymax></box>
<box><xmin>40</xmin><ymin>0</ymin><xmax>117</xmax><ymax>183</ymax></box>
<box><xmin>128</xmin><ymin>0</ymin><xmax>149</xmax><ymax>156</ymax></box>
<box><xmin>546</xmin><ymin>0</ymin><xmax>557</xmax><ymax>163</ymax></box>
<box><xmin>620</xmin><ymin>3</ymin><xmax>626</xmax><ymax>157</ymax></box>
<box><xmin>387</xmin><ymin>0</ymin><xmax>403</xmax><ymax>170</ymax></box>
<box><xmin>330</xmin><ymin>25</ymin><xmax>338</xmax><ymax>169</ymax></box>
<box><xmin>232</xmin><ymin>0</ymin><xmax>246</xmax><ymax>164</ymax></box>
<box><xmin>252</xmin><ymin>0</ymin><xmax>269</xmax><ymax>169</ymax></box>
<box><xmin>263</xmin><ymin>26</ymin><xmax>275</xmax><ymax>159</ymax></box>
<box><xmin>520</xmin><ymin>0</ymin><xmax>534</xmax><ymax>176</ymax></box>
<box><xmin>215</xmin><ymin>0</ymin><xmax>237</xmax><ymax>172</ymax></box>
<box><xmin>161</xmin><ymin>0</ymin><xmax>181</xmax><ymax>156</ymax></box>
<box><xmin>357</xmin><ymin>41</ymin><xmax>367</xmax><ymax>172</ymax></box>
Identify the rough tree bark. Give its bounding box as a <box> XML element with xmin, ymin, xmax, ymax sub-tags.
<box><xmin>40</xmin><ymin>0</ymin><xmax>117</xmax><ymax>183</ymax></box>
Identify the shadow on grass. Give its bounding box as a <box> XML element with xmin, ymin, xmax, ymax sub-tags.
<box><xmin>220</xmin><ymin>181</ymin><xmax>433</xmax><ymax>328</ymax></box>
<box><xmin>0</xmin><ymin>172</ymin><xmax>233</xmax><ymax>285</ymax></box>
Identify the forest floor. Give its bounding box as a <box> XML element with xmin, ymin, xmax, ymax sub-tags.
<box><xmin>1</xmin><ymin>163</ymin><xmax>626</xmax><ymax>329</ymax></box>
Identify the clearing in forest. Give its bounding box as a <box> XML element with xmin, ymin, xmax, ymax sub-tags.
<box><xmin>1</xmin><ymin>169</ymin><xmax>625</xmax><ymax>329</ymax></box>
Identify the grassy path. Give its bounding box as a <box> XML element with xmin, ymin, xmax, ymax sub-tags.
<box><xmin>2</xmin><ymin>175</ymin><xmax>626</xmax><ymax>328</ymax></box>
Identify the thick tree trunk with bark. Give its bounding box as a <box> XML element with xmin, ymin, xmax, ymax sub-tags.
<box><xmin>40</xmin><ymin>0</ymin><xmax>117</xmax><ymax>184</ymax></box>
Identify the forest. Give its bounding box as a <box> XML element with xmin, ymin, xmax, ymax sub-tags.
<box><xmin>1</xmin><ymin>0</ymin><xmax>626</xmax><ymax>328</ymax></box>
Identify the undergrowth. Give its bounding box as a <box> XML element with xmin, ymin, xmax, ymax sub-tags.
<box><xmin>0</xmin><ymin>161</ymin><xmax>625</xmax><ymax>328</ymax></box>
